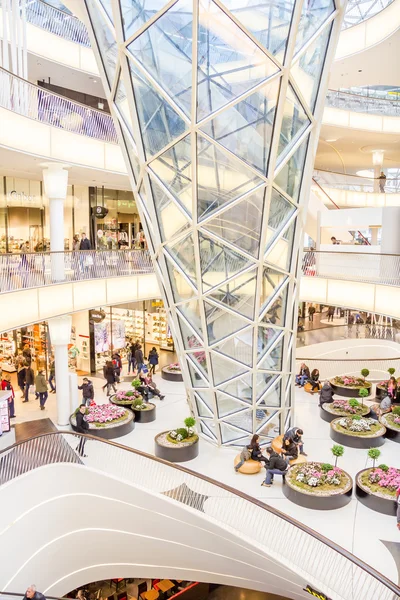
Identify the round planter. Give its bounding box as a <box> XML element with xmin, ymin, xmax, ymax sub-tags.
<box><xmin>133</xmin><ymin>403</ymin><xmax>156</xmax><ymax>423</ymax></box>
<box><xmin>330</xmin><ymin>417</ymin><xmax>386</xmax><ymax>448</ymax></box>
<box><xmin>329</xmin><ymin>379</ymin><xmax>371</xmax><ymax>398</ymax></box>
<box><xmin>155</xmin><ymin>430</ymin><xmax>199</xmax><ymax>462</ymax></box>
<box><xmin>379</xmin><ymin>414</ymin><xmax>400</xmax><ymax>443</ymax></box>
<box><xmin>320</xmin><ymin>403</ymin><xmax>370</xmax><ymax>423</ymax></box>
<box><xmin>283</xmin><ymin>465</ymin><xmax>353</xmax><ymax>510</ymax></box>
<box><xmin>70</xmin><ymin>409</ymin><xmax>135</xmax><ymax>439</ymax></box>
<box><xmin>161</xmin><ymin>366</ymin><xmax>183</xmax><ymax>382</ymax></box>
<box><xmin>109</xmin><ymin>394</ymin><xmax>142</xmax><ymax>410</ymax></box>
<box><xmin>375</xmin><ymin>385</ymin><xmax>387</xmax><ymax>401</ymax></box>
<box><xmin>355</xmin><ymin>468</ymin><xmax>397</xmax><ymax>516</ymax></box>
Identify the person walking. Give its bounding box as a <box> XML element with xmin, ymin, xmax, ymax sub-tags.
<box><xmin>48</xmin><ymin>358</ymin><xmax>56</xmax><ymax>393</ymax></box>
<box><xmin>79</xmin><ymin>232</ymin><xmax>91</xmax><ymax>250</ymax></box>
<box><xmin>126</xmin><ymin>345</ymin><xmax>135</xmax><ymax>374</ymax></box>
<box><xmin>103</xmin><ymin>361</ymin><xmax>117</xmax><ymax>396</ymax></box>
<box><xmin>23</xmin><ymin>364</ymin><xmax>35</xmax><ymax>403</ymax></box>
<box><xmin>1</xmin><ymin>373</ymin><xmax>15</xmax><ymax>418</ymax></box>
<box><xmin>135</xmin><ymin>344</ymin><xmax>144</xmax><ymax>374</ymax></box>
<box><xmin>17</xmin><ymin>363</ymin><xmax>26</xmax><ymax>398</ymax></box>
<box><xmin>378</xmin><ymin>171</ymin><xmax>386</xmax><ymax>193</ymax></box>
<box><xmin>148</xmin><ymin>346</ymin><xmax>159</xmax><ymax>375</ymax></box>
<box><xmin>35</xmin><ymin>370</ymin><xmax>49</xmax><ymax>410</ymax></box>
<box><xmin>327</xmin><ymin>306</ymin><xmax>335</xmax><ymax>322</ymax></box>
<box><xmin>112</xmin><ymin>352</ymin><xmax>122</xmax><ymax>382</ymax></box>
<box><xmin>72</xmin><ymin>234</ymin><xmax>80</xmax><ymax>251</ymax></box>
<box><xmin>78</xmin><ymin>377</ymin><xmax>94</xmax><ymax>405</ymax></box>
<box><xmin>308</xmin><ymin>304</ymin><xmax>316</xmax><ymax>322</ymax></box>
<box><xmin>75</xmin><ymin>404</ymin><xmax>89</xmax><ymax>458</ymax></box>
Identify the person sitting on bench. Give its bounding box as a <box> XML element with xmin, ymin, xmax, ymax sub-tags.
<box><xmin>281</xmin><ymin>437</ymin><xmax>299</xmax><ymax>461</ymax></box>
<box><xmin>261</xmin><ymin>447</ymin><xmax>289</xmax><ymax>487</ymax></box>
<box><xmin>308</xmin><ymin>368</ymin><xmax>320</xmax><ymax>392</ymax></box>
<box><xmin>139</xmin><ymin>370</ymin><xmax>165</xmax><ymax>400</ymax></box>
<box><xmin>283</xmin><ymin>426</ymin><xmax>307</xmax><ymax>456</ymax></box>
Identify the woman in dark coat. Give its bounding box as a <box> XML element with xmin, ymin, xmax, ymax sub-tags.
<box><xmin>103</xmin><ymin>360</ymin><xmax>117</xmax><ymax>396</ymax></box>
<box><xmin>248</xmin><ymin>434</ymin><xmax>268</xmax><ymax>465</ymax></box>
<box><xmin>319</xmin><ymin>380</ymin><xmax>335</xmax><ymax>407</ymax></box>
<box><xmin>309</xmin><ymin>368</ymin><xmax>320</xmax><ymax>393</ymax></box>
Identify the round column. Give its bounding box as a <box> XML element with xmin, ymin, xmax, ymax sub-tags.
<box><xmin>48</xmin><ymin>315</ymin><xmax>72</xmax><ymax>426</ymax></box>
<box><xmin>42</xmin><ymin>163</ymin><xmax>69</xmax><ymax>282</ymax></box>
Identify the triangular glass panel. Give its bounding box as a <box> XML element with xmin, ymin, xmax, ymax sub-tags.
<box><xmin>176</xmin><ymin>299</ymin><xmax>203</xmax><ymax>337</ymax></box>
<box><xmin>207</xmin><ymin>269</ymin><xmax>257</xmax><ymax>320</ymax></box>
<box><xmin>115</xmin><ymin>73</ymin><xmax>133</xmax><ymax>133</ymax></box>
<box><xmin>260</xmin><ymin>286</ymin><xmax>288</xmax><ymax>327</ymax></box>
<box><xmin>265</xmin><ymin>188</ymin><xmax>296</xmax><ymax>252</ymax></box>
<box><xmin>187</xmin><ymin>360</ymin><xmax>207</xmax><ymax>388</ymax></box>
<box><xmin>164</xmin><ymin>233</ymin><xmax>196</xmax><ymax>285</ymax></box>
<box><xmin>275</xmin><ymin>135</ymin><xmax>309</xmax><ymax>203</ymax></box>
<box><xmin>222</xmin><ymin>410</ymin><xmax>253</xmax><ymax>435</ymax></box>
<box><xmin>214</xmin><ymin>328</ymin><xmax>253</xmax><ymax>367</ymax></box>
<box><xmin>129</xmin><ymin>62</ymin><xmax>188</xmax><ymax>158</ymax></box>
<box><xmin>194</xmin><ymin>393</ymin><xmax>214</xmax><ymax>418</ymax></box>
<box><xmin>197</xmin><ymin>135</ymin><xmax>264</xmax><ymax>220</ymax></box>
<box><xmin>128</xmin><ymin>0</ymin><xmax>192</xmax><ymax>116</ymax></box>
<box><xmin>265</xmin><ymin>217</ymin><xmax>296</xmax><ymax>272</ymax></box>
<box><xmin>199</xmin><ymin>419</ymin><xmax>218</xmax><ymax>440</ymax></box>
<box><xmin>198</xmin><ymin>232</ymin><xmax>255</xmax><ymax>292</ymax></box>
<box><xmin>216</xmin><ymin>392</ymin><xmax>250</xmax><ymax>418</ymax></box>
<box><xmin>99</xmin><ymin>0</ymin><xmax>113</xmax><ymax>23</ymax></box>
<box><xmin>123</xmin><ymin>134</ymin><xmax>140</xmax><ymax>183</ymax></box>
<box><xmin>258</xmin><ymin>337</ymin><xmax>284</xmax><ymax>371</ymax></box>
<box><xmin>218</xmin><ymin>374</ymin><xmax>252</xmax><ymax>404</ymax></box>
<box><xmin>187</xmin><ymin>350</ymin><xmax>208</xmax><ymax>378</ymax></box>
<box><xmin>277</xmin><ymin>85</ymin><xmax>310</xmax><ymax>164</ymax></box>
<box><xmin>209</xmin><ymin>350</ymin><xmax>248</xmax><ymax>386</ymax></box>
<box><xmin>220</xmin><ymin>420</ymin><xmax>252</xmax><ymax>442</ymax></box>
<box><xmin>164</xmin><ymin>255</ymin><xmax>197</xmax><ymax>304</ymax></box>
<box><xmin>202</xmin><ymin>190</ymin><xmax>265</xmax><ymax>259</ymax></box>
<box><xmin>197</xmin><ymin>0</ymin><xmax>279</xmax><ymax>121</ymax></box>
<box><xmin>196</xmin><ymin>389</ymin><xmax>213</xmax><ymax>409</ymax></box>
<box><xmin>257</xmin><ymin>327</ymin><xmax>283</xmax><ymax>362</ymax></box>
<box><xmin>255</xmin><ymin>409</ymin><xmax>279</xmax><ymax>437</ymax></box>
<box><xmin>204</xmin><ymin>300</ymin><xmax>250</xmax><ymax>345</ymax></box>
<box><xmin>176</xmin><ymin>312</ymin><xmax>203</xmax><ymax>350</ymax></box>
<box><xmin>256</xmin><ymin>376</ymin><xmax>281</xmax><ymax>407</ymax></box>
<box><xmin>255</xmin><ymin>372</ymin><xmax>278</xmax><ymax>400</ymax></box>
<box><xmin>295</xmin><ymin>0</ymin><xmax>335</xmax><ymax>55</ymax></box>
<box><xmin>221</xmin><ymin>0</ymin><xmax>295</xmax><ymax>62</ymax></box>
<box><xmin>121</xmin><ymin>0</ymin><xmax>170</xmax><ymax>42</ymax></box>
<box><xmin>291</xmin><ymin>23</ymin><xmax>332</xmax><ymax>112</ymax></box>
<box><xmin>86</xmin><ymin>0</ymin><xmax>117</xmax><ymax>87</ymax></box>
<box><xmin>200</xmin><ymin>78</ymin><xmax>280</xmax><ymax>175</ymax></box>
<box><xmin>260</xmin><ymin>266</ymin><xmax>288</xmax><ymax>310</ymax></box>
<box><xmin>150</xmin><ymin>175</ymin><xmax>190</xmax><ymax>243</ymax></box>
<box><xmin>150</xmin><ymin>135</ymin><xmax>192</xmax><ymax>215</ymax></box>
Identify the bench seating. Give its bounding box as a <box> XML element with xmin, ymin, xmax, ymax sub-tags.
<box><xmin>271</xmin><ymin>434</ymin><xmax>307</xmax><ymax>465</ymax></box>
<box><xmin>234</xmin><ymin>454</ymin><xmax>262</xmax><ymax>474</ymax></box>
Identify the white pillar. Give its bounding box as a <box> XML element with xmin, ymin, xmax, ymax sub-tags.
<box><xmin>48</xmin><ymin>315</ymin><xmax>72</xmax><ymax>426</ymax></box>
<box><xmin>370</xmin><ymin>227</ymin><xmax>379</xmax><ymax>246</ymax></box>
<box><xmin>42</xmin><ymin>163</ymin><xmax>69</xmax><ymax>282</ymax></box>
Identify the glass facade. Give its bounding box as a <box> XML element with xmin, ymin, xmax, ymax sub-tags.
<box><xmin>85</xmin><ymin>0</ymin><xmax>342</xmax><ymax>445</ymax></box>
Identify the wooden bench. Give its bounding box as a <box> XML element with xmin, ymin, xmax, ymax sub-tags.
<box><xmin>304</xmin><ymin>381</ymin><xmax>322</xmax><ymax>394</ymax></box>
<box><xmin>271</xmin><ymin>435</ymin><xmax>307</xmax><ymax>465</ymax></box>
<box><xmin>234</xmin><ymin>454</ymin><xmax>262</xmax><ymax>474</ymax></box>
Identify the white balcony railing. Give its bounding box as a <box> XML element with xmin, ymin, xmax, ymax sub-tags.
<box><xmin>326</xmin><ymin>89</ymin><xmax>400</xmax><ymax>117</ymax></box>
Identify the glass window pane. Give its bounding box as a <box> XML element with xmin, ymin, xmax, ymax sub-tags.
<box><xmin>86</xmin><ymin>0</ymin><xmax>117</xmax><ymax>86</ymax></box>
<box><xmin>120</xmin><ymin>0</ymin><xmax>168</xmax><ymax>41</ymax></box>
<box><xmin>277</xmin><ymin>85</ymin><xmax>310</xmax><ymax>163</ymax></box>
<box><xmin>265</xmin><ymin>188</ymin><xmax>296</xmax><ymax>252</ymax></box>
<box><xmin>199</xmin><ymin>232</ymin><xmax>255</xmax><ymax>291</ymax></box>
<box><xmin>207</xmin><ymin>269</ymin><xmax>258</xmax><ymax>320</ymax></box>
<box><xmin>274</xmin><ymin>135</ymin><xmax>309</xmax><ymax>202</ymax></box>
<box><xmin>295</xmin><ymin>0</ymin><xmax>334</xmax><ymax>55</ymax></box>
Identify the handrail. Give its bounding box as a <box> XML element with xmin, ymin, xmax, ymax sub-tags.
<box><xmin>0</xmin><ymin>249</ymin><xmax>154</xmax><ymax>294</ymax></box>
<box><xmin>0</xmin><ymin>431</ymin><xmax>399</xmax><ymax>599</ymax></box>
<box><xmin>0</xmin><ymin>67</ymin><xmax>117</xmax><ymax>144</ymax></box>
<box><xmin>297</xmin><ymin>355</ymin><xmax>400</xmax><ymax>362</ymax></box>
<box><xmin>21</xmin><ymin>0</ymin><xmax>91</xmax><ymax>47</ymax></box>
<box><xmin>342</xmin><ymin>0</ymin><xmax>395</xmax><ymax>29</ymax></box>
<box><xmin>326</xmin><ymin>89</ymin><xmax>400</xmax><ymax>116</ymax></box>
<box><xmin>0</xmin><ymin>592</ymin><xmax>63</xmax><ymax>600</ymax></box>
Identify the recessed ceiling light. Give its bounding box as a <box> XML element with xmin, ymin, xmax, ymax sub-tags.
<box><xmin>325</xmin><ymin>138</ymin><xmax>338</xmax><ymax>143</ymax></box>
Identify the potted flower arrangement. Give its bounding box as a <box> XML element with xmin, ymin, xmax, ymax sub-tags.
<box><xmin>330</xmin><ymin>415</ymin><xmax>386</xmax><ymax>448</ymax></box>
<box><xmin>379</xmin><ymin>405</ymin><xmax>400</xmax><ymax>442</ymax></box>
<box><xmin>356</xmin><ymin>449</ymin><xmax>399</xmax><ymax>515</ymax></box>
<box><xmin>320</xmin><ymin>398</ymin><xmax>370</xmax><ymax>423</ymax></box>
<box><xmin>155</xmin><ymin>416</ymin><xmax>199</xmax><ymax>462</ymax></box>
<box><xmin>162</xmin><ymin>362</ymin><xmax>183</xmax><ymax>382</ymax></box>
<box><xmin>110</xmin><ymin>388</ymin><xmax>142</xmax><ymax>408</ymax></box>
<box><xmin>70</xmin><ymin>403</ymin><xmax>134</xmax><ymax>439</ymax></box>
<box><xmin>283</xmin><ymin>445</ymin><xmax>352</xmax><ymax>510</ymax></box>
<box><xmin>131</xmin><ymin>397</ymin><xmax>156</xmax><ymax>423</ymax></box>
<box><xmin>330</xmin><ymin>374</ymin><xmax>371</xmax><ymax>398</ymax></box>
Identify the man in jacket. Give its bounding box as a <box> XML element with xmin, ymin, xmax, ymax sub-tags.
<box><xmin>284</xmin><ymin>426</ymin><xmax>307</xmax><ymax>455</ymax></box>
<box><xmin>319</xmin><ymin>380</ymin><xmax>335</xmax><ymax>407</ymax></box>
<box><xmin>295</xmin><ymin>363</ymin><xmax>310</xmax><ymax>387</ymax></box>
<box><xmin>135</xmin><ymin>344</ymin><xmax>144</xmax><ymax>374</ymax></box>
<box><xmin>78</xmin><ymin>377</ymin><xmax>94</xmax><ymax>405</ymax></box>
<box><xmin>23</xmin><ymin>585</ymin><xmax>46</xmax><ymax>600</ymax></box>
<box><xmin>49</xmin><ymin>358</ymin><xmax>56</xmax><ymax>393</ymax></box>
<box><xmin>23</xmin><ymin>365</ymin><xmax>35</xmax><ymax>403</ymax></box>
<box><xmin>261</xmin><ymin>448</ymin><xmax>289</xmax><ymax>487</ymax></box>
<box><xmin>79</xmin><ymin>232</ymin><xmax>91</xmax><ymax>250</ymax></box>
<box><xmin>75</xmin><ymin>403</ymin><xmax>89</xmax><ymax>457</ymax></box>
<box><xmin>35</xmin><ymin>370</ymin><xmax>48</xmax><ymax>410</ymax></box>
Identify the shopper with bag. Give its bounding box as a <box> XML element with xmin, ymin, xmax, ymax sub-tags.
<box><xmin>148</xmin><ymin>347</ymin><xmax>159</xmax><ymax>375</ymax></box>
<box><xmin>1</xmin><ymin>373</ymin><xmax>15</xmax><ymax>418</ymax></box>
<box><xmin>35</xmin><ymin>370</ymin><xmax>49</xmax><ymax>410</ymax></box>
<box><xmin>112</xmin><ymin>352</ymin><xmax>122</xmax><ymax>382</ymax></box>
<box><xmin>23</xmin><ymin>365</ymin><xmax>35</xmax><ymax>403</ymax></box>
<box><xmin>103</xmin><ymin>361</ymin><xmax>117</xmax><ymax>396</ymax></box>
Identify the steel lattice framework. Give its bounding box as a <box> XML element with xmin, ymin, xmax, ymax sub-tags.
<box><xmin>83</xmin><ymin>0</ymin><xmax>345</xmax><ymax>446</ymax></box>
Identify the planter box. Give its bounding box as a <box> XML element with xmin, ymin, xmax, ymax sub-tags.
<box><xmin>355</xmin><ymin>468</ymin><xmax>397</xmax><ymax>516</ymax></box>
<box><xmin>379</xmin><ymin>414</ymin><xmax>400</xmax><ymax>443</ymax></box>
<box><xmin>330</xmin><ymin>380</ymin><xmax>371</xmax><ymax>398</ymax></box>
<box><xmin>283</xmin><ymin>468</ymin><xmax>353</xmax><ymax>511</ymax></box>
<box><xmin>70</xmin><ymin>410</ymin><xmax>135</xmax><ymax>439</ymax></box>
<box><xmin>330</xmin><ymin>418</ymin><xmax>386</xmax><ymax>448</ymax></box>
<box><xmin>375</xmin><ymin>386</ymin><xmax>387</xmax><ymax>401</ymax></box>
<box><xmin>133</xmin><ymin>403</ymin><xmax>156</xmax><ymax>423</ymax></box>
<box><xmin>155</xmin><ymin>431</ymin><xmax>199</xmax><ymax>462</ymax></box>
<box><xmin>161</xmin><ymin>366</ymin><xmax>183</xmax><ymax>382</ymax></box>
<box><xmin>320</xmin><ymin>404</ymin><xmax>370</xmax><ymax>423</ymax></box>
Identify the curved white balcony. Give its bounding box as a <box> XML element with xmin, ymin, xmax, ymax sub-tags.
<box><xmin>323</xmin><ymin>90</ymin><xmax>400</xmax><ymax>133</ymax></box>
<box><xmin>313</xmin><ymin>170</ymin><xmax>400</xmax><ymax>208</ymax></box>
<box><xmin>0</xmin><ymin>432</ymin><xmax>398</xmax><ymax>600</ymax></box>
<box><xmin>0</xmin><ymin>250</ymin><xmax>160</xmax><ymax>332</ymax></box>
<box><xmin>300</xmin><ymin>250</ymin><xmax>400</xmax><ymax>319</ymax></box>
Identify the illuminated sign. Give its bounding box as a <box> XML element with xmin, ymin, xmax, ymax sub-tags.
<box><xmin>304</xmin><ymin>585</ymin><xmax>331</xmax><ymax>600</ymax></box>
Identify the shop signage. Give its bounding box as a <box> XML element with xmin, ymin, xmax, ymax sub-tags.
<box><xmin>7</xmin><ymin>190</ymin><xmax>38</xmax><ymax>206</ymax></box>
<box><xmin>89</xmin><ymin>309</ymin><xmax>106</xmax><ymax>323</ymax></box>
<box><xmin>152</xmin><ymin>301</ymin><xmax>163</xmax><ymax>308</ymax></box>
<box><xmin>94</xmin><ymin>205</ymin><xmax>109</xmax><ymax>218</ymax></box>
<box><xmin>304</xmin><ymin>585</ymin><xmax>331</xmax><ymax>600</ymax></box>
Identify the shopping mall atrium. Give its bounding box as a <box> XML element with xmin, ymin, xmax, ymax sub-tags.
<box><xmin>0</xmin><ymin>0</ymin><xmax>399</xmax><ymax>599</ymax></box>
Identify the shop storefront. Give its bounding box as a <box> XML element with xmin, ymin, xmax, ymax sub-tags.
<box><xmin>0</xmin><ymin>322</ymin><xmax>50</xmax><ymax>374</ymax></box>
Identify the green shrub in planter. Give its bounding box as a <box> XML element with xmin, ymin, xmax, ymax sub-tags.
<box><xmin>359</xmin><ymin>387</ymin><xmax>369</xmax><ymax>405</ymax></box>
<box><xmin>331</xmin><ymin>444</ymin><xmax>344</xmax><ymax>467</ymax></box>
<box><xmin>348</xmin><ymin>399</ymin><xmax>359</xmax><ymax>408</ymax></box>
<box><xmin>133</xmin><ymin>398</ymin><xmax>144</xmax><ymax>409</ymax></box>
<box><xmin>131</xmin><ymin>378</ymin><xmax>141</xmax><ymax>389</ymax></box>
<box><xmin>388</xmin><ymin>368</ymin><xmax>396</xmax><ymax>377</ymax></box>
<box><xmin>321</xmin><ymin>463</ymin><xmax>334</xmax><ymax>473</ymax></box>
<box><xmin>377</xmin><ymin>464</ymin><xmax>389</xmax><ymax>472</ymax></box>
<box><xmin>393</xmin><ymin>406</ymin><xmax>400</xmax><ymax>416</ymax></box>
<box><xmin>176</xmin><ymin>427</ymin><xmax>189</xmax><ymax>440</ymax></box>
<box><xmin>361</xmin><ymin>368</ymin><xmax>370</xmax><ymax>382</ymax></box>
<box><xmin>368</xmin><ymin>448</ymin><xmax>381</xmax><ymax>469</ymax></box>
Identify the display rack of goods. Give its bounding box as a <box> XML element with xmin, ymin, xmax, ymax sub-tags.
<box><xmin>283</xmin><ymin>462</ymin><xmax>353</xmax><ymax>510</ymax></box>
<box><xmin>162</xmin><ymin>362</ymin><xmax>183</xmax><ymax>382</ymax></box>
<box><xmin>131</xmin><ymin>398</ymin><xmax>156</xmax><ymax>423</ymax></box>
<box><xmin>330</xmin><ymin>375</ymin><xmax>371</xmax><ymax>398</ymax></box>
<box><xmin>330</xmin><ymin>416</ymin><xmax>386</xmax><ymax>448</ymax></box>
<box><xmin>379</xmin><ymin>407</ymin><xmax>400</xmax><ymax>442</ymax></box>
<box><xmin>110</xmin><ymin>388</ymin><xmax>143</xmax><ymax>407</ymax></box>
<box><xmin>155</xmin><ymin>417</ymin><xmax>199</xmax><ymax>462</ymax></box>
<box><xmin>70</xmin><ymin>403</ymin><xmax>134</xmax><ymax>439</ymax></box>
<box><xmin>320</xmin><ymin>398</ymin><xmax>370</xmax><ymax>423</ymax></box>
<box><xmin>356</xmin><ymin>466</ymin><xmax>400</xmax><ymax>515</ymax></box>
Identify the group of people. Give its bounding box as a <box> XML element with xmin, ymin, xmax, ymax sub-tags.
<box><xmin>235</xmin><ymin>428</ymin><xmax>307</xmax><ymax>487</ymax></box>
<box><xmin>295</xmin><ymin>363</ymin><xmax>320</xmax><ymax>392</ymax></box>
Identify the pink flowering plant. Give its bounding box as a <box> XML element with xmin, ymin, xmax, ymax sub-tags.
<box><xmin>112</xmin><ymin>389</ymin><xmax>142</xmax><ymax>405</ymax></box>
<box><xmin>83</xmin><ymin>404</ymin><xmax>127</xmax><ymax>427</ymax></box>
<box><xmin>166</xmin><ymin>363</ymin><xmax>181</xmax><ymax>372</ymax></box>
<box><xmin>362</xmin><ymin>466</ymin><xmax>400</xmax><ymax>498</ymax></box>
<box><xmin>290</xmin><ymin>462</ymin><xmax>346</xmax><ymax>491</ymax></box>
<box><xmin>330</xmin><ymin>398</ymin><xmax>368</xmax><ymax>416</ymax></box>
<box><xmin>380</xmin><ymin>408</ymin><xmax>400</xmax><ymax>431</ymax></box>
<box><xmin>332</xmin><ymin>375</ymin><xmax>371</xmax><ymax>389</ymax></box>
